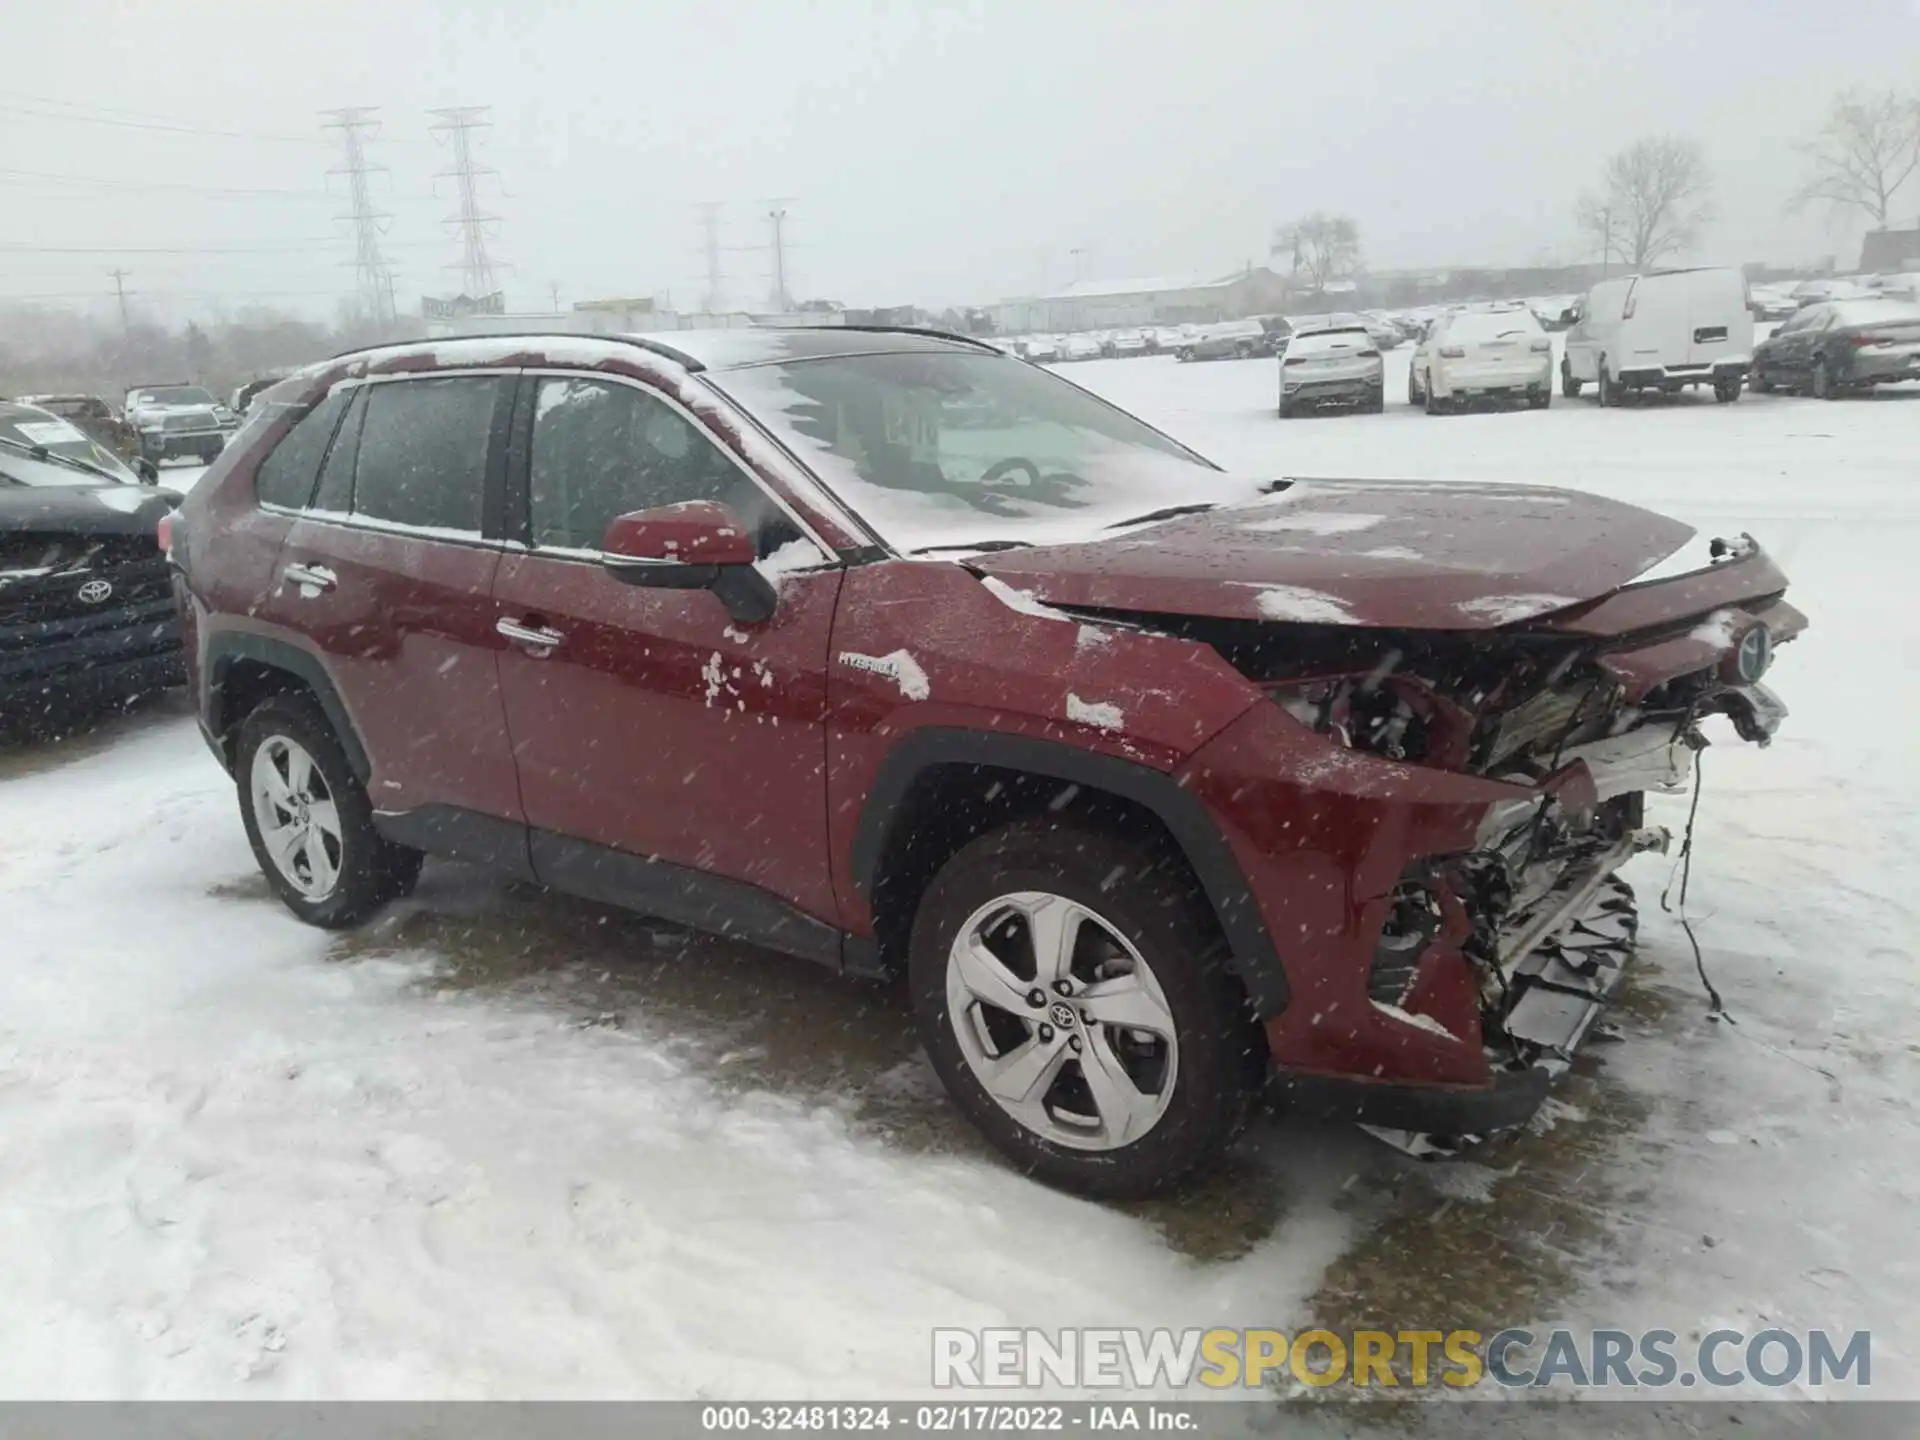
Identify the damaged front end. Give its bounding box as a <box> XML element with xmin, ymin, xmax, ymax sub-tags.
<box><xmin>1163</xmin><ymin>536</ymin><xmax>1804</xmax><ymax>1154</ymax></box>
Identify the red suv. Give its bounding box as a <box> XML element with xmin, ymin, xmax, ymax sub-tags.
<box><xmin>166</xmin><ymin>329</ymin><xmax>1803</xmax><ymax>1196</ymax></box>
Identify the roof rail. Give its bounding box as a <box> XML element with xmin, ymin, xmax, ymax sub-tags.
<box><xmin>788</xmin><ymin>323</ymin><xmax>1002</xmax><ymax>354</ymax></box>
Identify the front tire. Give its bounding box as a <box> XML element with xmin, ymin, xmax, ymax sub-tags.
<box><xmin>1714</xmin><ymin>378</ymin><xmax>1742</xmax><ymax>403</ymax></box>
<box><xmin>236</xmin><ymin>694</ymin><xmax>422</xmax><ymax>928</ymax></box>
<box><xmin>1598</xmin><ymin>362</ymin><xmax>1622</xmax><ymax>407</ymax></box>
<box><xmin>908</xmin><ymin>820</ymin><xmax>1263</xmax><ymax>1199</ymax></box>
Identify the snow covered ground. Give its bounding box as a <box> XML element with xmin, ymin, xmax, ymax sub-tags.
<box><xmin>1</xmin><ymin>358</ymin><xmax>1914</xmax><ymax>1403</ymax></box>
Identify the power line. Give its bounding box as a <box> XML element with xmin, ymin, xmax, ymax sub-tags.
<box><xmin>0</xmin><ymin>239</ymin><xmax>446</xmax><ymax>255</ymax></box>
<box><xmin>428</xmin><ymin>106</ymin><xmax>502</xmax><ymax>298</ymax></box>
<box><xmin>0</xmin><ymin>166</ymin><xmax>336</xmax><ymax>198</ymax></box>
<box><xmin>323</xmin><ymin>107</ymin><xmax>397</xmax><ymax>326</ymax></box>
<box><xmin>0</xmin><ymin>98</ymin><xmax>326</xmax><ymax>144</ymax></box>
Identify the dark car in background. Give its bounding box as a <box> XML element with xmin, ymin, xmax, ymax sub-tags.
<box><xmin>1174</xmin><ymin>319</ymin><xmax>1267</xmax><ymax>361</ymax></box>
<box><xmin>1750</xmin><ymin>297</ymin><xmax>1920</xmax><ymax>398</ymax></box>
<box><xmin>1</xmin><ymin>401</ymin><xmax>155</xmax><ymax>485</ymax></box>
<box><xmin>1</xmin><ymin>434</ymin><xmax>184</xmax><ymax>719</ymax></box>
<box><xmin>14</xmin><ymin>394</ymin><xmax>152</xmax><ymax>474</ymax></box>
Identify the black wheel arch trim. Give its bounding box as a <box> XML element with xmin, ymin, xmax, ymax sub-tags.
<box><xmin>850</xmin><ymin>727</ymin><xmax>1291</xmax><ymax>1017</ymax></box>
<box><xmin>202</xmin><ymin>631</ymin><xmax>371</xmax><ymax>783</ymax></box>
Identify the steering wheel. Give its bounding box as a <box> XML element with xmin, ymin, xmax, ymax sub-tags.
<box><xmin>979</xmin><ymin>457</ymin><xmax>1042</xmax><ymax>487</ymax></box>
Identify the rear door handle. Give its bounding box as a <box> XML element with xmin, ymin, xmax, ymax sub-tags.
<box><xmin>496</xmin><ymin>617</ymin><xmax>565</xmax><ymax>653</ymax></box>
<box><xmin>283</xmin><ymin>563</ymin><xmax>336</xmax><ymax>594</ymax></box>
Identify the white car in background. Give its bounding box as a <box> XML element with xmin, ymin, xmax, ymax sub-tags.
<box><xmin>1057</xmin><ymin>333</ymin><xmax>1103</xmax><ymax>362</ymax></box>
<box><xmin>1020</xmin><ymin>335</ymin><xmax>1059</xmax><ymax>363</ymax></box>
<box><xmin>1108</xmin><ymin>328</ymin><xmax>1148</xmax><ymax>357</ymax></box>
<box><xmin>1410</xmin><ymin>306</ymin><xmax>1555</xmax><ymax>412</ymax></box>
<box><xmin>1277</xmin><ymin>325</ymin><xmax>1383</xmax><ymax>417</ymax></box>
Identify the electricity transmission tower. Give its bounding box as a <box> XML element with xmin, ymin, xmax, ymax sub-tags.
<box><xmin>765</xmin><ymin>199</ymin><xmax>795</xmax><ymax>312</ymax></box>
<box><xmin>428</xmin><ymin>106</ymin><xmax>502</xmax><ymax>299</ymax></box>
<box><xmin>696</xmin><ymin>202</ymin><xmax>726</xmax><ymax>313</ymax></box>
<box><xmin>321</xmin><ymin>107</ymin><xmax>396</xmax><ymax>326</ymax></box>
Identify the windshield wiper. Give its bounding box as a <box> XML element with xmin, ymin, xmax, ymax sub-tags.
<box><xmin>911</xmin><ymin>538</ymin><xmax>1035</xmax><ymax>554</ymax></box>
<box><xmin>1105</xmin><ymin>502</ymin><xmax>1218</xmax><ymax>529</ymax></box>
<box><xmin>0</xmin><ymin>435</ymin><xmax>124</xmax><ymax>483</ymax></box>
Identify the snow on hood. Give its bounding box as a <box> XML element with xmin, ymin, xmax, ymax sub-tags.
<box><xmin>974</xmin><ymin>480</ymin><xmax>1695</xmax><ymax>631</ymax></box>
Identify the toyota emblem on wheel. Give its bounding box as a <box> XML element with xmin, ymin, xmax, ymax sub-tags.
<box><xmin>76</xmin><ymin>578</ymin><xmax>114</xmax><ymax>605</ymax></box>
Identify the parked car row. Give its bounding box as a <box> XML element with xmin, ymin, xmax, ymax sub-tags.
<box><xmin>1277</xmin><ymin>266</ymin><xmax>1920</xmax><ymax>421</ymax></box>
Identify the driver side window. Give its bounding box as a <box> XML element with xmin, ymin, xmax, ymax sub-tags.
<box><xmin>527</xmin><ymin>376</ymin><xmax>799</xmax><ymax>556</ymax></box>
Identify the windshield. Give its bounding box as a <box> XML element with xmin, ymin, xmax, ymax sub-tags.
<box><xmin>132</xmin><ymin>386</ymin><xmax>217</xmax><ymax>407</ymax></box>
<box><xmin>1287</xmin><ymin>329</ymin><xmax>1372</xmax><ymax>356</ymax></box>
<box><xmin>0</xmin><ymin>447</ymin><xmax>120</xmax><ymax>489</ymax></box>
<box><xmin>1832</xmin><ymin>299</ymin><xmax>1920</xmax><ymax>326</ymax></box>
<box><xmin>710</xmin><ymin>351</ymin><xmax>1250</xmax><ymax>550</ymax></box>
<box><xmin>1445</xmin><ymin>311</ymin><xmax>1544</xmax><ymax>342</ymax></box>
<box><xmin>0</xmin><ymin>416</ymin><xmax>137</xmax><ymax>483</ymax></box>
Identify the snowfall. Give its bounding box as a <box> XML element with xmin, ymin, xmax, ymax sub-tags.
<box><xmin>1</xmin><ymin>342</ymin><xmax>1915</xmax><ymax>1412</ymax></box>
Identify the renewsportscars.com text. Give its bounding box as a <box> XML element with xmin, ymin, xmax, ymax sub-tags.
<box><xmin>932</xmin><ymin>1326</ymin><xmax>1871</xmax><ymax>1391</ymax></box>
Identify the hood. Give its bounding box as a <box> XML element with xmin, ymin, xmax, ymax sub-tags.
<box><xmin>0</xmin><ymin>483</ymin><xmax>179</xmax><ymax>537</ymax></box>
<box><xmin>973</xmin><ymin>480</ymin><xmax>1694</xmax><ymax>630</ymax></box>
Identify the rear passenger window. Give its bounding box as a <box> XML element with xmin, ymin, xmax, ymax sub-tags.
<box><xmin>350</xmin><ymin>376</ymin><xmax>501</xmax><ymax>532</ymax></box>
<box><xmin>254</xmin><ymin>390</ymin><xmax>349</xmax><ymax>510</ymax></box>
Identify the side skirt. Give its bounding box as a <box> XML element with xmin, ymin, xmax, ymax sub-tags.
<box><xmin>372</xmin><ymin>804</ymin><xmax>850</xmax><ymax>971</ymax></box>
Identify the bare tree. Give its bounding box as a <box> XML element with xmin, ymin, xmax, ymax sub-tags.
<box><xmin>1274</xmin><ymin>213</ymin><xmax>1362</xmax><ymax>292</ymax></box>
<box><xmin>1576</xmin><ymin>136</ymin><xmax>1715</xmax><ymax>270</ymax></box>
<box><xmin>1789</xmin><ymin>89</ymin><xmax>1920</xmax><ymax>229</ymax></box>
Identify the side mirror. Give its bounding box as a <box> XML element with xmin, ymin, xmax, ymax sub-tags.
<box><xmin>601</xmin><ymin>500</ymin><xmax>776</xmax><ymax>624</ymax></box>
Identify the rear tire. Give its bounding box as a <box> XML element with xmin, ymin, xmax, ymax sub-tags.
<box><xmin>1530</xmin><ymin>389</ymin><xmax>1551</xmax><ymax>409</ymax></box>
<box><xmin>1598</xmin><ymin>363</ymin><xmax>1622</xmax><ymax>407</ymax></box>
<box><xmin>1560</xmin><ymin>359</ymin><xmax>1584</xmax><ymax>398</ymax></box>
<box><xmin>1750</xmin><ymin>363</ymin><xmax>1773</xmax><ymax>394</ymax></box>
<box><xmin>1408</xmin><ymin>368</ymin><xmax>1424</xmax><ymax>405</ymax></box>
<box><xmin>1423</xmin><ymin>383</ymin><xmax>1447</xmax><ymax>415</ymax></box>
<box><xmin>236</xmin><ymin>694</ymin><xmax>423</xmax><ymax>929</ymax></box>
<box><xmin>1714</xmin><ymin>379</ymin><xmax>1742</xmax><ymax>404</ymax></box>
<box><xmin>908</xmin><ymin>820</ymin><xmax>1264</xmax><ymax>1199</ymax></box>
<box><xmin>1813</xmin><ymin>358</ymin><xmax>1837</xmax><ymax>400</ymax></box>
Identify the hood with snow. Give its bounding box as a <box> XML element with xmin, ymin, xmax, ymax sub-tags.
<box><xmin>972</xmin><ymin>480</ymin><xmax>1694</xmax><ymax>631</ymax></box>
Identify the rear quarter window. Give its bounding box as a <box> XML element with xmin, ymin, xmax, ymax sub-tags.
<box><xmin>253</xmin><ymin>391</ymin><xmax>350</xmax><ymax>510</ymax></box>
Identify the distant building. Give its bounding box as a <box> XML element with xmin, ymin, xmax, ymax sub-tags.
<box><xmin>1860</xmin><ymin>228</ymin><xmax>1920</xmax><ymax>272</ymax></box>
<box><xmin>987</xmin><ymin>268</ymin><xmax>1290</xmax><ymax>333</ymax></box>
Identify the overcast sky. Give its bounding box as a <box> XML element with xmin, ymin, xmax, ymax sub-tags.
<box><xmin>6</xmin><ymin>0</ymin><xmax>1920</xmax><ymax>322</ymax></box>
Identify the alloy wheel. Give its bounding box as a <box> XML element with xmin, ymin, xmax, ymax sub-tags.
<box><xmin>945</xmin><ymin>890</ymin><xmax>1178</xmax><ymax>1151</ymax></box>
<box><xmin>249</xmin><ymin>735</ymin><xmax>344</xmax><ymax>899</ymax></box>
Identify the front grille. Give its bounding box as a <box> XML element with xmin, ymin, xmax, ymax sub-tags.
<box><xmin>162</xmin><ymin>412</ymin><xmax>216</xmax><ymax>433</ymax></box>
<box><xmin>1</xmin><ymin>540</ymin><xmax>179</xmax><ymax>684</ymax></box>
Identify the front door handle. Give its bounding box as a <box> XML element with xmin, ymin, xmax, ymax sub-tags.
<box><xmin>496</xmin><ymin>617</ymin><xmax>565</xmax><ymax>653</ymax></box>
<box><xmin>283</xmin><ymin>563</ymin><xmax>337</xmax><ymax>594</ymax></box>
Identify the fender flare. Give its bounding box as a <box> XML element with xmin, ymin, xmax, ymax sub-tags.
<box><xmin>202</xmin><ymin>632</ymin><xmax>371</xmax><ymax>782</ymax></box>
<box><xmin>850</xmin><ymin>727</ymin><xmax>1291</xmax><ymax>1017</ymax></box>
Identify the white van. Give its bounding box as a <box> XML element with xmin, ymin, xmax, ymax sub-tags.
<box><xmin>1561</xmin><ymin>267</ymin><xmax>1754</xmax><ymax>405</ymax></box>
